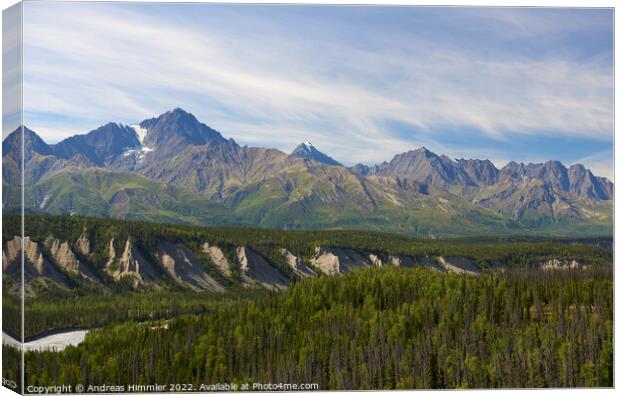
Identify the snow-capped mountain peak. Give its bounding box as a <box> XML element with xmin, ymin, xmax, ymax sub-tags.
<box><xmin>290</xmin><ymin>141</ymin><xmax>342</xmax><ymax>166</ymax></box>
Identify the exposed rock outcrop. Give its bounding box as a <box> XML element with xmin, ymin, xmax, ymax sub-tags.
<box><xmin>3</xmin><ymin>236</ymin><xmax>45</xmax><ymax>275</ymax></box>
<box><xmin>74</xmin><ymin>236</ymin><xmax>91</xmax><ymax>256</ymax></box>
<box><xmin>387</xmin><ymin>254</ymin><xmax>443</xmax><ymax>271</ymax></box>
<box><xmin>155</xmin><ymin>242</ymin><xmax>224</xmax><ymax>292</ymax></box>
<box><xmin>106</xmin><ymin>239</ymin><xmax>157</xmax><ymax>286</ymax></box>
<box><xmin>304</xmin><ymin>248</ymin><xmax>470</xmax><ymax>275</ymax></box>
<box><xmin>2</xmin><ymin>236</ymin><xmax>69</xmax><ymax>285</ymax></box>
<box><xmin>310</xmin><ymin>247</ymin><xmax>371</xmax><ymax>275</ymax></box>
<box><xmin>385</xmin><ymin>254</ymin><xmax>414</xmax><ymax>267</ymax></box>
<box><xmin>105</xmin><ymin>238</ymin><xmax>116</xmax><ymax>270</ymax></box>
<box><xmin>202</xmin><ymin>242</ymin><xmax>232</xmax><ymax>277</ymax></box>
<box><xmin>236</xmin><ymin>246</ymin><xmax>290</xmax><ymax>290</ymax></box>
<box><xmin>280</xmin><ymin>249</ymin><xmax>316</xmax><ymax>278</ymax></box>
<box><xmin>3</xmin><ymin>237</ymin><xmax>21</xmax><ymax>272</ymax></box>
<box><xmin>44</xmin><ymin>236</ymin><xmax>81</xmax><ymax>274</ymax></box>
<box><xmin>541</xmin><ymin>259</ymin><xmax>580</xmax><ymax>271</ymax></box>
<box><xmin>368</xmin><ymin>253</ymin><xmax>384</xmax><ymax>267</ymax></box>
<box><xmin>437</xmin><ymin>256</ymin><xmax>479</xmax><ymax>275</ymax></box>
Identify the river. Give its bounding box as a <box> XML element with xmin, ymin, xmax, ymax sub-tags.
<box><xmin>2</xmin><ymin>329</ymin><xmax>89</xmax><ymax>352</ymax></box>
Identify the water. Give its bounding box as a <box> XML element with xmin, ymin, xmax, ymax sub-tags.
<box><xmin>2</xmin><ymin>329</ymin><xmax>89</xmax><ymax>352</ymax></box>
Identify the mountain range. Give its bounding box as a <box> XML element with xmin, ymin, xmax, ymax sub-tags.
<box><xmin>2</xmin><ymin>108</ymin><xmax>613</xmax><ymax>237</ymax></box>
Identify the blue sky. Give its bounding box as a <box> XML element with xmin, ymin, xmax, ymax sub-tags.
<box><xmin>5</xmin><ymin>3</ymin><xmax>614</xmax><ymax>179</ymax></box>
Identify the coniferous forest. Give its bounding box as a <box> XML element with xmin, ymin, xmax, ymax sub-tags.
<box><xmin>12</xmin><ymin>266</ymin><xmax>613</xmax><ymax>389</ymax></box>
<box><xmin>1</xmin><ymin>215</ymin><xmax>614</xmax><ymax>390</ymax></box>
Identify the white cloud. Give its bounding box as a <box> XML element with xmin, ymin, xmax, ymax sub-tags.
<box><xmin>17</xmin><ymin>3</ymin><xmax>613</xmax><ymax>177</ymax></box>
<box><xmin>2</xmin><ymin>3</ymin><xmax>22</xmax><ymax>139</ymax></box>
<box><xmin>575</xmin><ymin>150</ymin><xmax>614</xmax><ymax>182</ymax></box>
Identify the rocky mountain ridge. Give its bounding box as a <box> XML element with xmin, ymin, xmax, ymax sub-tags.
<box><xmin>2</xmin><ymin>108</ymin><xmax>613</xmax><ymax>237</ymax></box>
<box><xmin>350</xmin><ymin>147</ymin><xmax>612</xmax><ymax>200</ymax></box>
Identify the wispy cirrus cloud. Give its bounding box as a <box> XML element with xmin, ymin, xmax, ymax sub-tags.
<box><xmin>2</xmin><ymin>3</ymin><xmax>22</xmax><ymax>135</ymax></box>
<box><xmin>12</xmin><ymin>3</ymin><xmax>613</xmax><ymax>178</ymax></box>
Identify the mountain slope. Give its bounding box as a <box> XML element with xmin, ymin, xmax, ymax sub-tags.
<box><xmin>25</xmin><ymin>168</ymin><xmax>246</xmax><ymax>226</ymax></box>
<box><xmin>52</xmin><ymin>123</ymin><xmax>141</xmax><ymax>166</ymax></box>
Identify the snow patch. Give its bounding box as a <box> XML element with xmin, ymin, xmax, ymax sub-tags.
<box><xmin>130</xmin><ymin>124</ymin><xmax>149</xmax><ymax>143</ymax></box>
<box><xmin>39</xmin><ymin>193</ymin><xmax>50</xmax><ymax>209</ymax></box>
<box><xmin>122</xmin><ymin>149</ymin><xmax>137</xmax><ymax>157</ymax></box>
<box><xmin>121</xmin><ymin>146</ymin><xmax>154</xmax><ymax>163</ymax></box>
<box><xmin>303</xmin><ymin>141</ymin><xmax>314</xmax><ymax>149</ymax></box>
<box><xmin>136</xmin><ymin>146</ymin><xmax>155</xmax><ymax>162</ymax></box>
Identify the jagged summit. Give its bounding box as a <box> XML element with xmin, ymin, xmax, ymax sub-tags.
<box><xmin>138</xmin><ymin>108</ymin><xmax>226</xmax><ymax>149</ymax></box>
<box><xmin>290</xmin><ymin>141</ymin><xmax>342</xmax><ymax>166</ymax></box>
<box><xmin>347</xmin><ymin>145</ymin><xmax>612</xmax><ymax>199</ymax></box>
<box><xmin>2</xmin><ymin>126</ymin><xmax>53</xmax><ymax>163</ymax></box>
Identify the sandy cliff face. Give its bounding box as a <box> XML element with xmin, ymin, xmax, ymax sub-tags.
<box><xmin>4</xmin><ymin>224</ymin><xmax>597</xmax><ymax>297</ymax></box>
<box><xmin>309</xmin><ymin>248</ymin><xmax>341</xmax><ymax>275</ymax></box>
<box><xmin>308</xmin><ymin>247</ymin><xmax>478</xmax><ymax>275</ymax></box>
<box><xmin>236</xmin><ymin>246</ymin><xmax>290</xmax><ymax>290</ymax></box>
<box><xmin>3</xmin><ymin>236</ymin><xmax>70</xmax><ymax>285</ymax></box>
<box><xmin>3</xmin><ymin>237</ymin><xmax>23</xmax><ymax>272</ymax></box>
<box><xmin>106</xmin><ymin>239</ymin><xmax>157</xmax><ymax>287</ymax></box>
<box><xmin>12</xmin><ymin>236</ymin><xmax>46</xmax><ymax>275</ymax></box>
<box><xmin>280</xmin><ymin>249</ymin><xmax>316</xmax><ymax>278</ymax></box>
<box><xmin>310</xmin><ymin>247</ymin><xmax>371</xmax><ymax>275</ymax></box>
<box><xmin>541</xmin><ymin>259</ymin><xmax>580</xmax><ymax>270</ymax></box>
<box><xmin>377</xmin><ymin>254</ymin><xmax>442</xmax><ymax>271</ymax></box>
<box><xmin>202</xmin><ymin>242</ymin><xmax>232</xmax><ymax>277</ymax></box>
<box><xmin>74</xmin><ymin>236</ymin><xmax>91</xmax><ymax>256</ymax></box>
<box><xmin>386</xmin><ymin>255</ymin><xmax>416</xmax><ymax>267</ymax></box>
<box><xmin>155</xmin><ymin>242</ymin><xmax>224</xmax><ymax>292</ymax></box>
<box><xmin>44</xmin><ymin>237</ymin><xmax>81</xmax><ymax>274</ymax></box>
<box><xmin>436</xmin><ymin>256</ymin><xmax>479</xmax><ymax>275</ymax></box>
<box><xmin>104</xmin><ymin>238</ymin><xmax>117</xmax><ymax>275</ymax></box>
<box><xmin>368</xmin><ymin>253</ymin><xmax>384</xmax><ymax>267</ymax></box>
